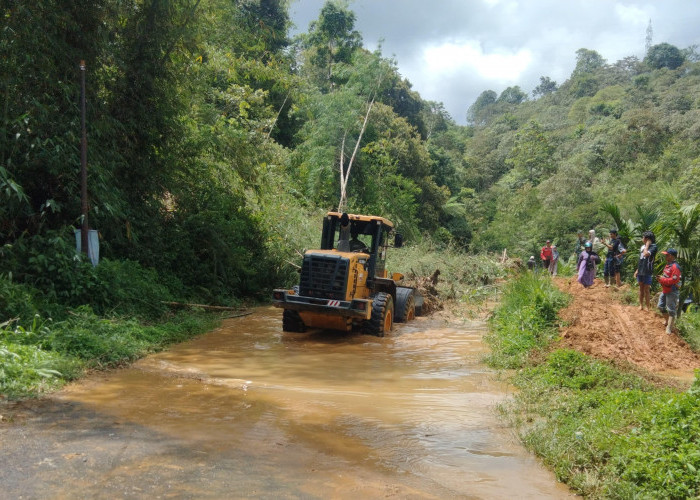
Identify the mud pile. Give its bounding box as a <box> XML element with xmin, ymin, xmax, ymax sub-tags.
<box><xmin>554</xmin><ymin>277</ymin><xmax>700</xmax><ymax>375</ymax></box>
<box><xmin>404</xmin><ymin>269</ymin><xmax>443</xmax><ymax>315</ymax></box>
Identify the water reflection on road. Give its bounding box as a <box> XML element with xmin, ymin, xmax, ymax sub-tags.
<box><xmin>17</xmin><ymin>307</ymin><xmax>571</xmax><ymax>498</ymax></box>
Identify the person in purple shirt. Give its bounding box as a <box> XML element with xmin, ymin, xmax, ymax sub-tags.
<box><xmin>577</xmin><ymin>241</ymin><xmax>600</xmax><ymax>288</ymax></box>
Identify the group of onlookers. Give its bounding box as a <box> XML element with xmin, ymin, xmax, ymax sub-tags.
<box><xmin>532</xmin><ymin>229</ymin><xmax>682</xmax><ymax>334</ymax></box>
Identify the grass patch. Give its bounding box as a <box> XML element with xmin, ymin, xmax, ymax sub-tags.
<box><xmin>0</xmin><ymin>309</ymin><xmax>218</xmax><ymax>400</ymax></box>
<box><xmin>0</xmin><ymin>342</ymin><xmax>83</xmax><ymax>398</ymax></box>
<box><xmin>487</xmin><ymin>272</ymin><xmax>700</xmax><ymax>498</ymax></box>
<box><xmin>678</xmin><ymin>308</ymin><xmax>700</xmax><ymax>352</ymax></box>
<box><xmin>484</xmin><ymin>272</ymin><xmax>568</xmax><ymax>368</ymax></box>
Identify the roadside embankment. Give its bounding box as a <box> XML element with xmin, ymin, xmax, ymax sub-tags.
<box><xmin>485</xmin><ymin>272</ymin><xmax>700</xmax><ymax>499</ymax></box>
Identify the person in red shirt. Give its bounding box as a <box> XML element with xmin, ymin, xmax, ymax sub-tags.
<box><xmin>540</xmin><ymin>240</ymin><xmax>553</xmax><ymax>271</ymax></box>
<box><xmin>657</xmin><ymin>248</ymin><xmax>682</xmax><ymax>334</ymax></box>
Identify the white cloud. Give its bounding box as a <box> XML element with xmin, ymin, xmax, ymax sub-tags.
<box><xmin>422</xmin><ymin>41</ymin><xmax>532</xmax><ymax>81</ymax></box>
<box><xmin>614</xmin><ymin>4</ymin><xmax>650</xmax><ymax>25</ymax></box>
<box><xmin>290</xmin><ymin>0</ymin><xmax>700</xmax><ymax>124</ymax></box>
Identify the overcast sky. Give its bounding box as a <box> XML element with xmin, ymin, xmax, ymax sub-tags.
<box><xmin>289</xmin><ymin>0</ymin><xmax>700</xmax><ymax>124</ymax></box>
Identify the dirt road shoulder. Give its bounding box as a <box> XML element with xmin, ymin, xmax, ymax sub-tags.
<box><xmin>553</xmin><ymin>277</ymin><xmax>700</xmax><ymax>377</ymax></box>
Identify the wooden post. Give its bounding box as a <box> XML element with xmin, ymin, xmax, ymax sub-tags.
<box><xmin>79</xmin><ymin>60</ymin><xmax>89</xmax><ymax>255</ymax></box>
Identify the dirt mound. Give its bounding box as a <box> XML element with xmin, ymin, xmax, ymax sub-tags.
<box><xmin>554</xmin><ymin>277</ymin><xmax>700</xmax><ymax>375</ymax></box>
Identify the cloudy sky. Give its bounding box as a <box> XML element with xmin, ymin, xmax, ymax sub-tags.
<box><xmin>289</xmin><ymin>0</ymin><xmax>700</xmax><ymax>124</ymax></box>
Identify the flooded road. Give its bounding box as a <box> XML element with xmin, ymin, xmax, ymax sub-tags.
<box><xmin>1</xmin><ymin>307</ymin><xmax>571</xmax><ymax>499</ymax></box>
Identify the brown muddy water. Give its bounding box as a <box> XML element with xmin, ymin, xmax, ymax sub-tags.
<box><xmin>1</xmin><ymin>307</ymin><xmax>572</xmax><ymax>499</ymax></box>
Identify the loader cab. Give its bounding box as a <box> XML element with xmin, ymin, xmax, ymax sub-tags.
<box><xmin>320</xmin><ymin>212</ymin><xmax>397</xmax><ymax>279</ymax></box>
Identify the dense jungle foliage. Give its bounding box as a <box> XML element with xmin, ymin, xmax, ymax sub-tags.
<box><xmin>1</xmin><ymin>0</ymin><xmax>699</xmax><ymax>319</ymax></box>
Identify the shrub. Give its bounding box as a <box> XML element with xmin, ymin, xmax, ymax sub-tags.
<box><xmin>0</xmin><ymin>274</ymin><xmax>39</xmax><ymax>327</ymax></box>
<box><xmin>0</xmin><ymin>340</ymin><xmax>83</xmax><ymax>399</ymax></box>
<box><xmin>0</xmin><ymin>230</ymin><xmax>99</xmax><ymax>310</ymax></box>
<box><xmin>485</xmin><ymin>272</ymin><xmax>568</xmax><ymax>368</ymax></box>
<box><xmin>678</xmin><ymin>308</ymin><xmax>700</xmax><ymax>352</ymax></box>
<box><xmin>91</xmin><ymin>259</ymin><xmax>178</xmax><ymax>318</ymax></box>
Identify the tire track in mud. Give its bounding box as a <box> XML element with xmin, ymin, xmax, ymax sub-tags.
<box><xmin>554</xmin><ymin>277</ymin><xmax>700</xmax><ymax>374</ymax></box>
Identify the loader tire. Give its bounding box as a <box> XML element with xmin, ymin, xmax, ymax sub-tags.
<box><xmin>394</xmin><ymin>288</ymin><xmax>416</xmax><ymax>323</ymax></box>
<box><xmin>363</xmin><ymin>292</ymin><xmax>394</xmax><ymax>337</ymax></box>
<box><xmin>282</xmin><ymin>309</ymin><xmax>306</xmax><ymax>333</ymax></box>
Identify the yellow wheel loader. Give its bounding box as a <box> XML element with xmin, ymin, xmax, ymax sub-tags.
<box><xmin>272</xmin><ymin>212</ymin><xmax>422</xmax><ymax>336</ymax></box>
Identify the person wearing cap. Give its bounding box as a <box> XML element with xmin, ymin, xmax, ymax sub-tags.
<box><xmin>634</xmin><ymin>231</ymin><xmax>657</xmax><ymax>311</ymax></box>
<box><xmin>549</xmin><ymin>244</ymin><xmax>559</xmax><ymax>276</ymax></box>
<box><xmin>540</xmin><ymin>240</ymin><xmax>553</xmax><ymax>271</ymax></box>
<box><xmin>577</xmin><ymin>240</ymin><xmax>600</xmax><ymax>288</ymax></box>
<box><xmin>527</xmin><ymin>256</ymin><xmax>536</xmax><ymax>271</ymax></box>
<box><xmin>657</xmin><ymin>248</ymin><xmax>682</xmax><ymax>334</ymax></box>
<box><xmin>602</xmin><ymin>229</ymin><xmax>626</xmax><ymax>287</ymax></box>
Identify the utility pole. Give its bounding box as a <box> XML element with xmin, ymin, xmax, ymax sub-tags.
<box><xmin>79</xmin><ymin>60</ymin><xmax>89</xmax><ymax>256</ymax></box>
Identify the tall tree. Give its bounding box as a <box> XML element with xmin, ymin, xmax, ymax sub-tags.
<box><xmin>645</xmin><ymin>43</ymin><xmax>685</xmax><ymax>70</ymax></box>
<box><xmin>0</xmin><ymin>0</ymin><xmax>117</xmax><ymax>239</ymax></box>
<box><xmin>573</xmin><ymin>48</ymin><xmax>606</xmax><ymax>75</ymax></box>
<box><xmin>303</xmin><ymin>0</ymin><xmax>362</xmax><ymax>91</ymax></box>
<box><xmin>498</xmin><ymin>86</ymin><xmax>527</xmax><ymax>105</ymax></box>
<box><xmin>532</xmin><ymin>76</ymin><xmax>558</xmax><ymax>98</ymax></box>
<box><xmin>466</xmin><ymin>90</ymin><xmax>497</xmax><ymax>126</ymax></box>
<box><xmin>505</xmin><ymin>120</ymin><xmax>554</xmax><ymax>186</ymax></box>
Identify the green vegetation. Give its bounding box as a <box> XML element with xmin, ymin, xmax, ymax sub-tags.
<box><xmin>679</xmin><ymin>308</ymin><xmax>700</xmax><ymax>352</ymax></box>
<box><xmin>0</xmin><ymin>268</ymin><xmax>218</xmax><ymax>399</ymax></box>
<box><xmin>3</xmin><ymin>1</ymin><xmax>699</xmax><ymax>297</ymax></box>
<box><xmin>485</xmin><ymin>273</ymin><xmax>568</xmax><ymax>368</ymax></box>
<box><xmin>1</xmin><ymin>1</ymin><xmax>698</xmax><ymax>401</ymax></box>
<box><xmin>487</xmin><ymin>273</ymin><xmax>700</xmax><ymax>498</ymax></box>
<box><xmin>0</xmin><ymin>309</ymin><xmax>217</xmax><ymax>399</ymax></box>
<box><xmin>388</xmin><ymin>240</ymin><xmax>506</xmax><ymax>303</ymax></box>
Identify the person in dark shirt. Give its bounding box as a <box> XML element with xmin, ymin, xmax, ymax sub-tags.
<box><xmin>602</xmin><ymin>229</ymin><xmax>626</xmax><ymax>287</ymax></box>
<box><xmin>527</xmin><ymin>256</ymin><xmax>536</xmax><ymax>271</ymax></box>
<box><xmin>633</xmin><ymin>231</ymin><xmax>657</xmax><ymax>311</ymax></box>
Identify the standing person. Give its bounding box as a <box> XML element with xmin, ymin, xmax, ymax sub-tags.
<box><xmin>657</xmin><ymin>248</ymin><xmax>682</xmax><ymax>334</ymax></box>
<box><xmin>577</xmin><ymin>241</ymin><xmax>600</xmax><ymax>288</ymax></box>
<box><xmin>589</xmin><ymin>229</ymin><xmax>605</xmax><ymax>255</ymax></box>
<box><xmin>540</xmin><ymin>240</ymin><xmax>553</xmax><ymax>271</ymax></box>
<box><xmin>527</xmin><ymin>256</ymin><xmax>536</xmax><ymax>271</ymax></box>
<box><xmin>549</xmin><ymin>245</ymin><xmax>559</xmax><ymax>276</ymax></box>
<box><xmin>602</xmin><ymin>229</ymin><xmax>627</xmax><ymax>287</ymax></box>
<box><xmin>633</xmin><ymin>231</ymin><xmax>657</xmax><ymax>311</ymax></box>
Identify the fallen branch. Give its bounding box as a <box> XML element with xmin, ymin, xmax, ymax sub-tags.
<box><xmin>161</xmin><ymin>301</ymin><xmax>243</xmax><ymax>312</ymax></box>
<box><xmin>222</xmin><ymin>311</ymin><xmax>254</xmax><ymax>319</ymax></box>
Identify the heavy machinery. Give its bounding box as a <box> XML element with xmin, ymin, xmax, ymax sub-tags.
<box><xmin>272</xmin><ymin>212</ymin><xmax>422</xmax><ymax>336</ymax></box>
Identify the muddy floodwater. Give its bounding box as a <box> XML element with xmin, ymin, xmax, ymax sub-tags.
<box><xmin>1</xmin><ymin>307</ymin><xmax>572</xmax><ymax>499</ymax></box>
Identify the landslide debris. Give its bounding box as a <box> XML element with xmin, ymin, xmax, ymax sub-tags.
<box><xmin>553</xmin><ymin>277</ymin><xmax>700</xmax><ymax>375</ymax></box>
